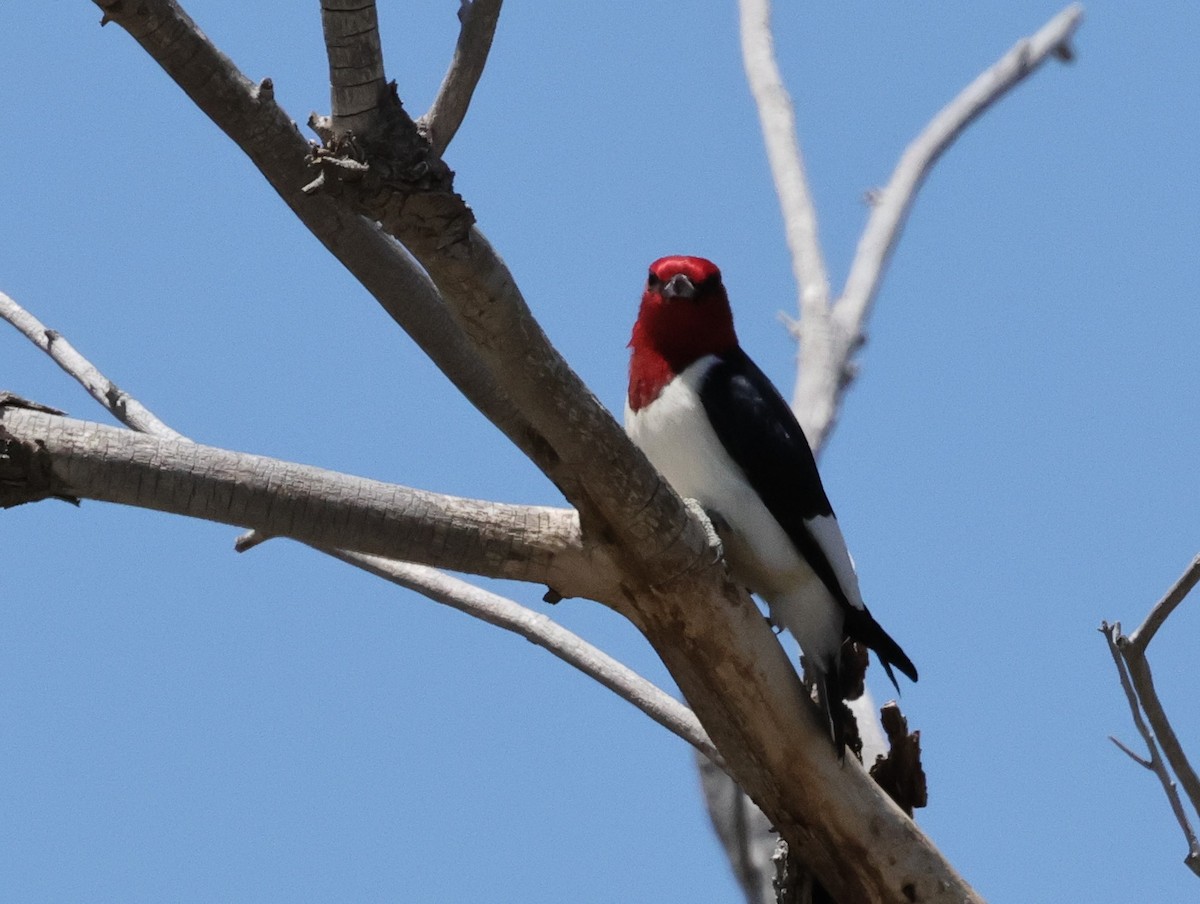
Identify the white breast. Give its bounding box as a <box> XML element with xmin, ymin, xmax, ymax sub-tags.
<box><xmin>624</xmin><ymin>356</ymin><xmax>850</xmax><ymax>668</ymax></box>
<box><xmin>625</xmin><ymin>357</ymin><xmax>809</xmax><ymax>595</ymax></box>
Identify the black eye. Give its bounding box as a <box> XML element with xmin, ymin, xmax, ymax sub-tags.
<box><xmin>647</xmin><ymin>270</ymin><xmax>661</xmax><ymax>288</ymax></box>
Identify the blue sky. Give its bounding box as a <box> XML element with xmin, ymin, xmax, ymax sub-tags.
<box><xmin>3</xmin><ymin>2</ymin><xmax>1199</xmax><ymax>901</ymax></box>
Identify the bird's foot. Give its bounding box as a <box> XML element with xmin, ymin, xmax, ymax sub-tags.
<box><xmin>682</xmin><ymin>498</ymin><xmax>726</xmax><ymax>565</ymax></box>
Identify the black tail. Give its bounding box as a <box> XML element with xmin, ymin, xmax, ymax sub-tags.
<box><xmin>844</xmin><ymin>605</ymin><xmax>918</xmax><ymax>692</ymax></box>
<box><xmin>810</xmin><ymin>608</ymin><xmax>916</xmax><ymax>758</ymax></box>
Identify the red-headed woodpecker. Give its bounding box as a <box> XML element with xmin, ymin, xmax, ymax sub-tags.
<box><xmin>624</xmin><ymin>255</ymin><xmax>917</xmax><ymax>753</ymax></box>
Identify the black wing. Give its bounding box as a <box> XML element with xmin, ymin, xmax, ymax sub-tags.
<box><xmin>699</xmin><ymin>348</ymin><xmax>917</xmax><ymax>685</ymax></box>
<box><xmin>700</xmin><ymin>349</ymin><xmax>844</xmax><ymax>604</ymax></box>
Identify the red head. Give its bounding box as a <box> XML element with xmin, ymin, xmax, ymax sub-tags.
<box><xmin>627</xmin><ymin>256</ymin><xmax>738</xmax><ymax>411</ymax></box>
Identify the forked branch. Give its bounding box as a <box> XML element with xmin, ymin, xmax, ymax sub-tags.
<box><xmin>739</xmin><ymin>0</ymin><xmax>1084</xmax><ymax>450</ymax></box>
<box><xmin>91</xmin><ymin>0</ymin><xmax>561</xmax><ymax>496</ymax></box>
<box><xmin>1101</xmin><ymin>555</ymin><xmax>1200</xmax><ymax>878</ymax></box>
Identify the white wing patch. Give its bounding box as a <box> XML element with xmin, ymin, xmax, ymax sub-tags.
<box><xmin>805</xmin><ymin>513</ymin><xmax>865</xmax><ymax>611</ymax></box>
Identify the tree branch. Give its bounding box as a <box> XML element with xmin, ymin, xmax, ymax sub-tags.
<box><xmin>4</xmin><ymin>368</ymin><xmax>979</xmax><ymax>904</ymax></box>
<box><xmin>833</xmin><ymin>3</ymin><xmax>1084</xmax><ymax>389</ymax></box>
<box><xmin>0</xmin><ymin>292</ymin><xmax>183</xmax><ymax>440</ymax></box>
<box><xmin>1101</xmin><ymin>554</ymin><xmax>1200</xmax><ymax>878</ymax></box>
<box><xmin>94</xmin><ymin>0</ymin><xmax>701</xmax><ymax>606</ymax></box>
<box><xmin>332</xmin><ymin>552</ymin><xmax>722</xmax><ymax>766</ymax></box>
<box><xmin>320</xmin><ymin>0</ymin><xmax>389</xmax><ymax>137</ymax></box>
<box><xmin>0</xmin><ymin>402</ymin><xmax>614</xmax><ymax>601</ymax></box>
<box><xmin>738</xmin><ymin>0</ymin><xmax>833</xmax><ymax>400</ymax></box>
<box><xmin>418</xmin><ymin>0</ymin><xmax>504</xmax><ymax>156</ymax></box>
<box><xmin>1128</xmin><ymin>554</ymin><xmax>1200</xmax><ymax>655</ymax></box>
<box><xmin>785</xmin><ymin>3</ymin><xmax>1084</xmax><ymax>449</ymax></box>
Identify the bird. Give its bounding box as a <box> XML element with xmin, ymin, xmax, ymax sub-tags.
<box><xmin>624</xmin><ymin>254</ymin><xmax>917</xmax><ymax>754</ymax></box>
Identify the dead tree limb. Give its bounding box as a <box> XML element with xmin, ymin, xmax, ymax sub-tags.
<box><xmin>1101</xmin><ymin>555</ymin><xmax>1200</xmax><ymax>878</ymax></box>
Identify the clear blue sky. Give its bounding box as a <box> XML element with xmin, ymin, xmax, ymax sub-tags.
<box><xmin>3</xmin><ymin>2</ymin><xmax>1199</xmax><ymax>901</ymax></box>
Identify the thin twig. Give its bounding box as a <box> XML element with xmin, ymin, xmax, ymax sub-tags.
<box><xmin>327</xmin><ymin>551</ymin><xmax>723</xmax><ymax>767</ymax></box>
<box><xmin>0</xmin><ymin>292</ymin><xmax>184</xmax><ymax>440</ymax></box>
<box><xmin>1129</xmin><ymin>553</ymin><xmax>1200</xmax><ymax>653</ymax></box>
<box><xmin>0</xmin><ymin>291</ymin><xmax>719</xmax><ymax>766</ymax></box>
<box><xmin>418</xmin><ymin>0</ymin><xmax>504</xmax><ymax>156</ymax></box>
<box><xmin>1101</xmin><ymin>554</ymin><xmax>1200</xmax><ymax>877</ymax></box>
<box><xmin>837</xmin><ymin>3</ymin><xmax>1084</xmax><ymax>346</ymax></box>
<box><xmin>1109</xmin><ymin>733</ymin><xmax>1152</xmax><ymax>770</ymax></box>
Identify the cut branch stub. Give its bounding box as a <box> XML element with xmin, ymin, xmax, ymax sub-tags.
<box><xmin>0</xmin><ymin>393</ymin><xmax>77</xmax><ymax>508</ymax></box>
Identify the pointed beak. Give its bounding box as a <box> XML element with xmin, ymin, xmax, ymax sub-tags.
<box><xmin>661</xmin><ymin>274</ymin><xmax>696</xmax><ymax>299</ymax></box>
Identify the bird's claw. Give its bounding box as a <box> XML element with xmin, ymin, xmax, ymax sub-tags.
<box><xmin>682</xmin><ymin>497</ymin><xmax>726</xmax><ymax>565</ymax></box>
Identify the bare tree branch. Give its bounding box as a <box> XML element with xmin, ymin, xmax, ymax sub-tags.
<box><xmin>0</xmin><ymin>403</ymin><xmax>614</xmax><ymax>601</ymax></box>
<box><xmin>829</xmin><ymin>4</ymin><xmax>1085</xmax><ymax>428</ymax></box>
<box><xmin>92</xmin><ymin>0</ymin><xmax>706</xmax><ymax>631</ymax></box>
<box><xmin>5</xmin><ymin>396</ymin><xmax>985</xmax><ymax>900</ymax></box>
<box><xmin>1</xmin><ymin>257</ymin><xmax>710</xmax><ymax>774</ymax></box>
<box><xmin>1101</xmin><ymin>554</ymin><xmax>1200</xmax><ymax>878</ymax></box>
<box><xmin>1101</xmin><ymin>626</ymin><xmax>1200</xmax><ymax>876</ymax></box>
<box><xmin>89</xmin><ymin>0</ymin><xmax>570</xmax><ymax>497</ymax></box>
<box><xmin>419</xmin><ymin>0</ymin><xmax>504</xmax><ymax>156</ymax></box>
<box><xmin>1125</xmin><ymin>566</ymin><xmax>1200</xmax><ymax>823</ymax></box>
<box><xmin>320</xmin><ymin>0</ymin><xmax>389</xmax><ymax>137</ymax></box>
<box><xmin>1127</xmin><ymin>554</ymin><xmax>1200</xmax><ymax>654</ymax></box>
<box><xmin>332</xmin><ymin>551</ymin><xmax>723</xmax><ymax>766</ymax></box>
<box><xmin>738</xmin><ymin>0</ymin><xmax>831</xmax><ymax>314</ymax></box>
<box><xmin>760</xmin><ymin>3</ymin><xmax>1084</xmax><ymax>450</ymax></box>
